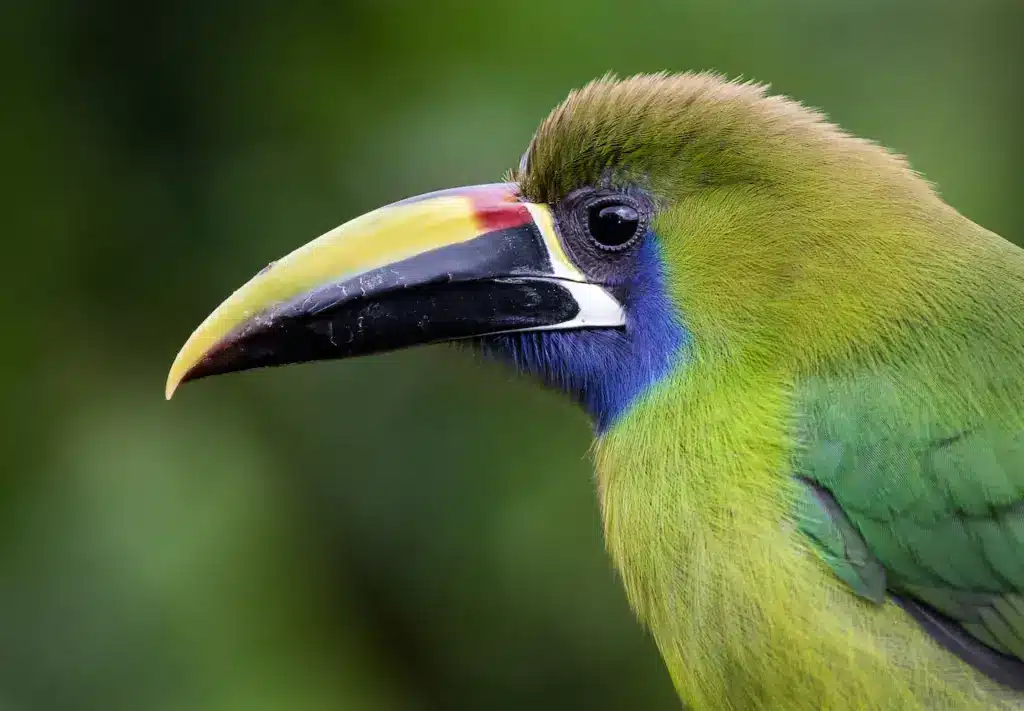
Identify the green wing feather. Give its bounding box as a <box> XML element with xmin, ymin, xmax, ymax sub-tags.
<box><xmin>794</xmin><ymin>475</ymin><xmax>887</xmax><ymax>603</ymax></box>
<box><xmin>794</xmin><ymin>361</ymin><xmax>1024</xmax><ymax>676</ymax></box>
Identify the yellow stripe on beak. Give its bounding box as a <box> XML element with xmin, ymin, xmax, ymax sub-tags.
<box><xmin>166</xmin><ymin>194</ymin><xmax>489</xmax><ymax>398</ymax></box>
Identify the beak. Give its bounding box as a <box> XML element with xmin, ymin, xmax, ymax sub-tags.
<box><xmin>165</xmin><ymin>183</ymin><xmax>625</xmax><ymax>399</ymax></box>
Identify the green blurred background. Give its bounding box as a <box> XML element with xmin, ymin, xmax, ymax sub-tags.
<box><xmin>2</xmin><ymin>1</ymin><xmax>1021</xmax><ymax>709</ymax></box>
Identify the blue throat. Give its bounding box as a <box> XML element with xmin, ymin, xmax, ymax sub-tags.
<box><xmin>478</xmin><ymin>236</ymin><xmax>689</xmax><ymax>433</ymax></box>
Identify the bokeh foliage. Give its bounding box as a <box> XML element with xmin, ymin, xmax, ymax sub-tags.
<box><xmin>1</xmin><ymin>0</ymin><xmax>1021</xmax><ymax>709</ymax></box>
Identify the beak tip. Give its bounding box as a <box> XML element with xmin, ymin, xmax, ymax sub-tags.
<box><xmin>166</xmin><ymin>326</ymin><xmax>218</xmax><ymax>400</ymax></box>
<box><xmin>165</xmin><ymin>371</ymin><xmax>182</xmax><ymax>400</ymax></box>
<box><xmin>165</xmin><ymin>352</ymin><xmax>193</xmax><ymax>401</ymax></box>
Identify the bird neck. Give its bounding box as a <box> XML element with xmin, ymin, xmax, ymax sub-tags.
<box><xmin>593</xmin><ymin>358</ymin><xmax>795</xmax><ymax>704</ymax></box>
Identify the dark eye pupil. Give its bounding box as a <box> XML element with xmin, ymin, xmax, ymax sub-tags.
<box><xmin>588</xmin><ymin>203</ymin><xmax>640</xmax><ymax>248</ymax></box>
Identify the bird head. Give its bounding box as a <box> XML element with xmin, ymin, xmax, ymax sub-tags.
<box><xmin>167</xmin><ymin>73</ymin><xmax>939</xmax><ymax>431</ymax></box>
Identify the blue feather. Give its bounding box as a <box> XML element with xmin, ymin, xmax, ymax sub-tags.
<box><xmin>478</xmin><ymin>235</ymin><xmax>688</xmax><ymax>432</ymax></box>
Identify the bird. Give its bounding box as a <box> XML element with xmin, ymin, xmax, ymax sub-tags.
<box><xmin>166</xmin><ymin>73</ymin><xmax>1024</xmax><ymax>709</ymax></box>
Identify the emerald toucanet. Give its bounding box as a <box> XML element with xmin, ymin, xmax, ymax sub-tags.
<box><xmin>167</xmin><ymin>74</ymin><xmax>1024</xmax><ymax>709</ymax></box>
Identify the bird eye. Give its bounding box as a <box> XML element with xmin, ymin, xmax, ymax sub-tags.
<box><xmin>587</xmin><ymin>201</ymin><xmax>641</xmax><ymax>250</ymax></box>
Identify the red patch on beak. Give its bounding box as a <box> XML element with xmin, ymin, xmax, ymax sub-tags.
<box><xmin>468</xmin><ymin>186</ymin><xmax>533</xmax><ymax>233</ymax></box>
